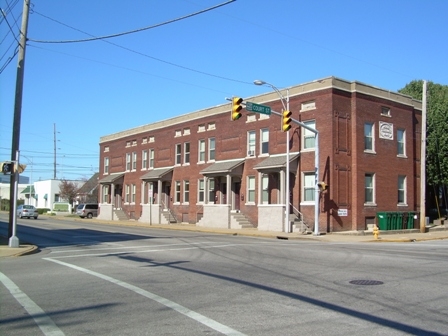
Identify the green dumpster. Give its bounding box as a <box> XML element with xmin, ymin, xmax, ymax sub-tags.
<box><xmin>376</xmin><ymin>212</ymin><xmax>388</xmax><ymax>230</ymax></box>
<box><xmin>396</xmin><ymin>212</ymin><xmax>404</xmax><ymax>230</ymax></box>
<box><xmin>389</xmin><ymin>212</ymin><xmax>397</xmax><ymax>230</ymax></box>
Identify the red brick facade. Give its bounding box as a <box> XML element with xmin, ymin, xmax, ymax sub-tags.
<box><xmin>98</xmin><ymin>77</ymin><xmax>422</xmax><ymax>232</ymax></box>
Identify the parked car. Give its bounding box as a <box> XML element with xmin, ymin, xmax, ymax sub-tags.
<box><xmin>76</xmin><ymin>203</ymin><xmax>98</xmax><ymax>218</ymax></box>
<box><xmin>17</xmin><ymin>205</ymin><xmax>38</xmax><ymax>219</ymax></box>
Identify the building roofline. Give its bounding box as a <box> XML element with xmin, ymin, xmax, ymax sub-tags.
<box><xmin>100</xmin><ymin>76</ymin><xmax>422</xmax><ymax>144</ymax></box>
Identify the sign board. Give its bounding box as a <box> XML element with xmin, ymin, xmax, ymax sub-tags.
<box><xmin>246</xmin><ymin>102</ymin><xmax>271</xmax><ymax>115</ymax></box>
<box><xmin>338</xmin><ymin>209</ymin><xmax>348</xmax><ymax>217</ymax></box>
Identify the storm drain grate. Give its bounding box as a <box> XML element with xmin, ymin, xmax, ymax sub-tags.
<box><xmin>349</xmin><ymin>280</ymin><xmax>384</xmax><ymax>286</ymax></box>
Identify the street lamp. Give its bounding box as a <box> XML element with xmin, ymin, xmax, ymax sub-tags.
<box><xmin>254</xmin><ymin>80</ymin><xmax>291</xmax><ymax>233</ymax></box>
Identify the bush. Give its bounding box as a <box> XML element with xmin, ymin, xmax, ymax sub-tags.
<box><xmin>37</xmin><ymin>208</ymin><xmax>51</xmax><ymax>214</ymax></box>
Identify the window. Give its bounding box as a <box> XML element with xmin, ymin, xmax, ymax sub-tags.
<box><xmin>262</xmin><ymin>174</ymin><xmax>269</xmax><ymax>203</ymax></box>
<box><xmin>102</xmin><ymin>185</ymin><xmax>109</xmax><ymax>203</ymax></box>
<box><xmin>364</xmin><ymin>123</ymin><xmax>374</xmax><ymax>152</ymax></box>
<box><xmin>184</xmin><ymin>180</ymin><xmax>189</xmax><ymax>203</ymax></box>
<box><xmin>175</xmin><ymin>181</ymin><xmax>181</xmax><ymax>203</ymax></box>
<box><xmin>365</xmin><ymin>173</ymin><xmax>375</xmax><ymax>204</ymax></box>
<box><xmin>199</xmin><ymin>140</ymin><xmax>205</xmax><ymax>162</ymax></box>
<box><xmin>208</xmin><ymin>138</ymin><xmax>215</xmax><ymax>161</ymax></box>
<box><xmin>175</xmin><ymin>144</ymin><xmax>182</xmax><ymax>165</ymax></box>
<box><xmin>260</xmin><ymin>129</ymin><xmax>269</xmax><ymax>155</ymax></box>
<box><xmin>397</xmin><ymin>129</ymin><xmax>405</xmax><ymax>156</ymax></box>
<box><xmin>247</xmin><ymin>131</ymin><xmax>256</xmax><ymax>156</ymax></box>
<box><xmin>381</xmin><ymin>107</ymin><xmax>391</xmax><ymax>116</ymax></box>
<box><xmin>183</xmin><ymin>128</ymin><xmax>190</xmax><ymax>135</ymax></box>
<box><xmin>198</xmin><ymin>179</ymin><xmax>205</xmax><ymax>203</ymax></box>
<box><xmin>303</xmin><ymin>120</ymin><xmax>316</xmax><ymax>149</ymax></box>
<box><xmin>131</xmin><ymin>184</ymin><xmax>136</xmax><ymax>203</ymax></box>
<box><xmin>149</xmin><ymin>149</ymin><xmax>154</xmax><ymax>168</ymax></box>
<box><xmin>303</xmin><ymin>173</ymin><xmax>315</xmax><ymax>202</ymax></box>
<box><xmin>398</xmin><ymin>175</ymin><xmax>406</xmax><ymax>204</ymax></box>
<box><xmin>184</xmin><ymin>142</ymin><xmax>190</xmax><ymax>164</ymax></box>
<box><xmin>208</xmin><ymin>178</ymin><xmax>215</xmax><ymax>204</ymax></box>
<box><xmin>132</xmin><ymin>152</ymin><xmax>137</xmax><ymax>170</ymax></box>
<box><xmin>208</xmin><ymin>122</ymin><xmax>216</xmax><ymax>130</ymax></box>
<box><xmin>198</xmin><ymin>124</ymin><xmax>206</xmax><ymax>132</ymax></box>
<box><xmin>126</xmin><ymin>153</ymin><xmax>131</xmax><ymax>171</ymax></box>
<box><xmin>125</xmin><ymin>185</ymin><xmax>130</xmax><ymax>203</ymax></box>
<box><xmin>175</xmin><ymin>130</ymin><xmax>181</xmax><ymax>137</ymax></box>
<box><xmin>54</xmin><ymin>194</ymin><xmax>60</xmax><ymax>202</ymax></box>
<box><xmin>104</xmin><ymin>157</ymin><xmax>109</xmax><ymax>174</ymax></box>
<box><xmin>142</xmin><ymin>150</ymin><xmax>148</xmax><ymax>169</ymax></box>
<box><xmin>247</xmin><ymin>176</ymin><xmax>255</xmax><ymax>203</ymax></box>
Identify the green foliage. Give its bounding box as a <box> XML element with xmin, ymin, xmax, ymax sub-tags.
<box><xmin>53</xmin><ymin>203</ymin><xmax>69</xmax><ymax>212</ymax></box>
<box><xmin>399</xmin><ymin>80</ymin><xmax>448</xmax><ymax>187</ymax></box>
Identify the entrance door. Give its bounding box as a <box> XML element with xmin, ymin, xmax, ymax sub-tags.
<box><xmin>221</xmin><ymin>183</ymin><xmax>227</xmax><ymax>205</ymax></box>
<box><xmin>164</xmin><ymin>184</ymin><xmax>171</xmax><ymax>209</ymax></box>
<box><xmin>234</xmin><ymin>182</ymin><xmax>241</xmax><ymax>210</ymax></box>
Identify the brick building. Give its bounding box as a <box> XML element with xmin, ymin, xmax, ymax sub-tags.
<box><xmin>98</xmin><ymin>77</ymin><xmax>422</xmax><ymax>233</ymax></box>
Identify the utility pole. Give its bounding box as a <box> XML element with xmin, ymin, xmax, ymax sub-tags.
<box><xmin>54</xmin><ymin>123</ymin><xmax>57</xmax><ymax>179</ymax></box>
<box><xmin>420</xmin><ymin>80</ymin><xmax>427</xmax><ymax>233</ymax></box>
<box><xmin>8</xmin><ymin>0</ymin><xmax>30</xmax><ymax>239</ymax></box>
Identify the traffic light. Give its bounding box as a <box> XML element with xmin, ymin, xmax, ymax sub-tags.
<box><xmin>1</xmin><ymin>161</ymin><xmax>14</xmax><ymax>175</ymax></box>
<box><xmin>317</xmin><ymin>181</ymin><xmax>328</xmax><ymax>193</ymax></box>
<box><xmin>282</xmin><ymin>110</ymin><xmax>292</xmax><ymax>132</ymax></box>
<box><xmin>231</xmin><ymin>97</ymin><xmax>243</xmax><ymax>121</ymax></box>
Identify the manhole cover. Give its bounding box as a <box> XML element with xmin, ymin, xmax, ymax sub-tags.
<box><xmin>349</xmin><ymin>280</ymin><xmax>384</xmax><ymax>286</ymax></box>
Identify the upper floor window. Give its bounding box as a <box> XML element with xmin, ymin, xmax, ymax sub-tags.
<box><xmin>104</xmin><ymin>157</ymin><xmax>109</xmax><ymax>174</ymax></box>
<box><xmin>365</xmin><ymin>173</ymin><xmax>375</xmax><ymax>204</ymax></box>
<box><xmin>199</xmin><ymin>140</ymin><xmax>206</xmax><ymax>162</ymax></box>
<box><xmin>132</xmin><ymin>152</ymin><xmax>137</xmax><ymax>170</ymax></box>
<box><xmin>303</xmin><ymin>120</ymin><xmax>316</xmax><ymax>150</ymax></box>
<box><xmin>184</xmin><ymin>142</ymin><xmax>190</xmax><ymax>164</ymax></box>
<box><xmin>142</xmin><ymin>150</ymin><xmax>148</xmax><ymax>169</ymax></box>
<box><xmin>260</xmin><ymin>129</ymin><xmax>269</xmax><ymax>155</ymax></box>
<box><xmin>397</xmin><ymin>129</ymin><xmax>406</xmax><ymax>156</ymax></box>
<box><xmin>149</xmin><ymin>149</ymin><xmax>154</xmax><ymax>168</ymax></box>
<box><xmin>247</xmin><ymin>131</ymin><xmax>256</xmax><ymax>157</ymax></box>
<box><xmin>364</xmin><ymin>123</ymin><xmax>375</xmax><ymax>152</ymax></box>
<box><xmin>126</xmin><ymin>153</ymin><xmax>131</xmax><ymax>171</ymax></box>
<box><xmin>175</xmin><ymin>144</ymin><xmax>182</xmax><ymax>165</ymax></box>
<box><xmin>208</xmin><ymin>138</ymin><xmax>215</xmax><ymax>161</ymax></box>
<box><xmin>381</xmin><ymin>107</ymin><xmax>391</xmax><ymax>117</ymax></box>
<box><xmin>398</xmin><ymin>175</ymin><xmax>406</xmax><ymax>205</ymax></box>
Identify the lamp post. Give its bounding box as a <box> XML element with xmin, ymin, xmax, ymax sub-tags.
<box><xmin>254</xmin><ymin>80</ymin><xmax>291</xmax><ymax>233</ymax></box>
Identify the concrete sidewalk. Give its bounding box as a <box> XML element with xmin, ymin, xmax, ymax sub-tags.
<box><xmin>2</xmin><ymin>215</ymin><xmax>448</xmax><ymax>258</ymax></box>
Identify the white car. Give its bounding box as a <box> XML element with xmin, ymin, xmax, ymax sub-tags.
<box><xmin>17</xmin><ymin>205</ymin><xmax>39</xmax><ymax>219</ymax></box>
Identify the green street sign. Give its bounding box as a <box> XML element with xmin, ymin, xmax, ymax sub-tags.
<box><xmin>246</xmin><ymin>102</ymin><xmax>271</xmax><ymax>115</ymax></box>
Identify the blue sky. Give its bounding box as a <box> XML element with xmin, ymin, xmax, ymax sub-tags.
<box><xmin>1</xmin><ymin>0</ymin><xmax>447</xmax><ymax>183</ymax></box>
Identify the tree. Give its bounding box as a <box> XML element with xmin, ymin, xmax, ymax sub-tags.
<box><xmin>399</xmin><ymin>80</ymin><xmax>448</xmax><ymax>211</ymax></box>
<box><xmin>59</xmin><ymin>179</ymin><xmax>79</xmax><ymax>205</ymax></box>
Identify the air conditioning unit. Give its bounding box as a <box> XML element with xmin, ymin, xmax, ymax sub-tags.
<box><xmin>247</xmin><ymin>150</ymin><xmax>255</xmax><ymax>157</ymax></box>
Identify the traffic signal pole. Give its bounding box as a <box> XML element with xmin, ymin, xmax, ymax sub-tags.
<box><xmin>8</xmin><ymin>0</ymin><xmax>30</xmax><ymax>240</ymax></box>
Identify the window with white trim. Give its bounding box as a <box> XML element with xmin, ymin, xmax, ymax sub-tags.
<box><xmin>104</xmin><ymin>157</ymin><xmax>109</xmax><ymax>174</ymax></box>
<box><xmin>149</xmin><ymin>149</ymin><xmax>154</xmax><ymax>168</ymax></box>
<box><xmin>397</xmin><ymin>129</ymin><xmax>405</xmax><ymax>156</ymax></box>
<box><xmin>208</xmin><ymin>178</ymin><xmax>215</xmax><ymax>204</ymax></box>
<box><xmin>199</xmin><ymin>140</ymin><xmax>205</xmax><ymax>162</ymax></box>
<box><xmin>208</xmin><ymin>138</ymin><xmax>215</xmax><ymax>161</ymax></box>
<box><xmin>132</xmin><ymin>152</ymin><xmax>137</xmax><ymax>170</ymax></box>
<box><xmin>247</xmin><ymin>176</ymin><xmax>255</xmax><ymax>203</ymax></box>
<box><xmin>184</xmin><ymin>142</ymin><xmax>190</xmax><ymax>164</ymax></box>
<box><xmin>198</xmin><ymin>179</ymin><xmax>205</xmax><ymax>203</ymax></box>
<box><xmin>125</xmin><ymin>184</ymin><xmax>130</xmax><ymax>203</ymax></box>
<box><xmin>398</xmin><ymin>175</ymin><xmax>406</xmax><ymax>204</ymax></box>
<box><xmin>260</xmin><ymin>129</ymin><xmax>269</xmax><ymax>155</ymax></box>
<box><xmin>303</xmin><ymin>173</ymin><xmax>315</xmax><ymax>202</ymax></box>
<box><xmin>175</xmin><ymin>181</ymin><xmax>181</xmax><ymax>203</ymax></box>
<box><xmin>175</xmin><ymin>144</ymin><xmax>182</xmax><ymax>165</ymax></box>
<box><xmin>142</xmin><ymin>150</ymin><xmax>148</xmax><ymax>169</ymax></box>
<box><xmin>247</xmin><ymin>131</ymin><xmax>256</xmax><ymax>156</ymax></box>
<box><xmin>183</xmin><ymin>180</ymin><xmax>189</xmax><ymax>203</ymax></box>
<box><xmin>131</xmin><ymin>184</ymin><xmax>136</xmax><ymax>203</ymax></box>
<box><xmin>126</xmin><ymin>153</ymin><xmax>131</xmax><ymax>171</ymax></box>
<box><xmin>364</xmin><ymin>123</ymin><xmax>374</xmax><ymax>152</ymax></box>
<box><xmin>365</xmin><ymin>173</ymin><xmax>375</xmax><ymax>204</ymax></box>
<box><xmin>102</xmin><ymin>185</ymin><xmax>109</xmax><ymax>203</ymax></box>
<box><xmin>303</xmin><ymin>120</ymin><xmax>316</xmax><ymax>150</ymax></box>
<box><xmin>262</xmin><ymin>174</ymin><xmax>269</xmax><ymax>203</ymax></box>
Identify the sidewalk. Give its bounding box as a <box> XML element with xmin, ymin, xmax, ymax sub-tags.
<box><xmin>2</xmin><ymin>215</ymin><xmax>448</xmax><ymax>258</ymax></box>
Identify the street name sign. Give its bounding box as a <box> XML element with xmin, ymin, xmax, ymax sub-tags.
<box><xmin>246</xmin><ymin>102</ymin><xmax>271</xmax><ymax>115</ymax></box>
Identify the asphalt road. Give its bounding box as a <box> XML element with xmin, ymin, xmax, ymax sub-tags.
<box><xmin>1</xmin><ymin>216</ymin><xmax>447</xmax><ymax>336</ymax></box>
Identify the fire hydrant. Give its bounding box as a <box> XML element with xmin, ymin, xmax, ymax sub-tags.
<box><xmin>373</xmin><ymin>225</ymin><xmax>379</xmax><ymax>240</ymax></box>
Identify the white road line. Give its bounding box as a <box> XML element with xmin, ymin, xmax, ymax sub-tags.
<box><xmin>44</xmin><ymin>258</ymin><xmax>246</xmax><ymax>336</ymax></box>
<box><xmin>0</xmin><ymin>271</ymin><xmax>65</xmax><ymax>336</ymax></box>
